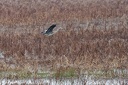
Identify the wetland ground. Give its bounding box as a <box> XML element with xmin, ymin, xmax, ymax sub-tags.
<box><xmin>0</xmin><ymin>0</ymin><xmax>128</xmax><ymax>84</ymax></box>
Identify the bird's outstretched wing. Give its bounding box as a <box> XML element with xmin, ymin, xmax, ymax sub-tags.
<box><xmin>45</xmin><ymin>24</ymin><xmax>56</xmax><ymax>33</ymax></box>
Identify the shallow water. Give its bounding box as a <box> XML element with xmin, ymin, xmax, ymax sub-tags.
<box><xmin>1</xmin><ymin>78</ymin><xmax>128</xmax><ymax>85</ymax></box>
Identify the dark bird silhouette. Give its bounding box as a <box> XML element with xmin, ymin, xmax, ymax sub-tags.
<box><xmin>42</xmin><ymin>24</ymin><xmax>56</xmax><ymax>36</ymax></box>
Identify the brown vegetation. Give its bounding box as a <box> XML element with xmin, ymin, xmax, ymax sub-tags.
<box><xmin>0</xmin><ymin>0</ymin><xmax>128</xmax><ymax>74</ymax></box>
<box><xmin>0</xmin><ymin>0</ymin><xmax>128</xmax><ymax>26</ymax></box>
<box><xmin>0</xmin><ymin>27</ymin><xmax>128</xmax><ymax>72</ymax></box>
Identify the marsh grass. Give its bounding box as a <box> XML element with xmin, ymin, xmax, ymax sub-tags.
<box><xmin>0</xmin><ymin>26</ymin><xmax>128</xmax><ymax>79</ymax></box>
<box><xmin>53</xmin><ymin>67</ymin><xmax>77</xmax><ymax>78</ymax></box>
<box><xmin>0</xmin><ymin>69</ymin><xmax>128</xmax><ymax>79</ymax></box>
<box><xmin>0</xmin><ymin>0</ymin><xmax>128</xmax><ymax>26</ymax></box>
<box><xmin>37</xmin><ymin>72</ymin><xmax>50</xmax><ymax>78</ymax></box>
<box><xmin>0</xmin><ymin>0</ymin><xmax>128</xmax><ymax>79</ymax></box>
<box><xmin>86</xmin><ymin>69</ymin><xmax>128</xmax><ymax>79</ymax></box>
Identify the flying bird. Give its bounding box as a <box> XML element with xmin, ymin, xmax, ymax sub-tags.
<box><xmin>42</xmin><ymin>24</ymin><xmax>56</xmax><ymax>36</ymax></box>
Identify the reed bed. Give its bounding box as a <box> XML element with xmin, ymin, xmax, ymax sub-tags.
<box><xmin>0</xmin><ymin>27</ymin><xmax>128</xmax><ymax>73</ymax></box>
<box><xmin>0</xmin><ymin>0</ymin><xmax>128</xmax><ymax>79</ymax></box>
<box><xmin>0</xmin><ymin>0</ymin><xmax>128</xmax><ymax>26</ymax></box>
